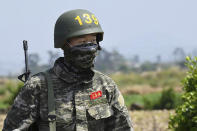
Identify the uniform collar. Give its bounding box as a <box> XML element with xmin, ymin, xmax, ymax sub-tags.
<box><xmin>52</xmin><ymin>57</ymin><xmax>94</xmax><ymax>83</ymax></box>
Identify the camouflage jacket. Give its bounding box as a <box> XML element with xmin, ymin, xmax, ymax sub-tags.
<box><xmin>3</xmin><ymin>57</ymin><xmax>133</xmax><ymax>131</ymax></box>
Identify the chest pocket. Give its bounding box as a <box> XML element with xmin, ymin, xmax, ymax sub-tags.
<box><xmin>87</xmin><ymin>103</ymin><xmax>113</xmax><ymax>120</ymax></box>
<box><xmin>87</xmin><ymin>103</ymin><xmax>114</xmax><ymax>131</ymax></box>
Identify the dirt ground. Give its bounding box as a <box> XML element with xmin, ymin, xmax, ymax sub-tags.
<box><xmin>0</xmin><ymin>110</ymin><xmax>173</xmax><ymax>131</ymax></box>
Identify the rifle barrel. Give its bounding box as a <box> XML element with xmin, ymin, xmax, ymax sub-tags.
<box><xmin>23</xmin><ymin>40</ymin><xmax>29</xmax><ymax>81</ymax></box>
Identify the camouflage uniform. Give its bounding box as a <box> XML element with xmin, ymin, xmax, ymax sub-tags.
<box><xmin>3</xmin><ymin>57</ymin><xmax>133</xmax><ymax>131</ymax></box>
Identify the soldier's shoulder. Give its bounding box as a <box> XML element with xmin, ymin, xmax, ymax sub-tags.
<box><xmin>25</xmin><ymin>71</ymin><xmax>47</xmax><ymax>88</ymax></box>
<box><xmin>93</xmin><ymin>69</ymin><xmax>116</xmax><ymax>86</ymax></box>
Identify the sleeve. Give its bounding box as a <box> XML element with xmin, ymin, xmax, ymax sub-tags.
<box><xmin>105</xmin><ymin>84</ymin><xmax>134</xmax><ymax>131</ymax></box>
<box><xmin>2</xmin><ymin>76</ymin><xmax>41</xmax><ymax>131</ymax></box>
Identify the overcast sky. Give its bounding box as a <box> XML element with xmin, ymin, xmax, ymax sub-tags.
<box><xmin>0</xmin><ymin>0</ymin><xmax>197</xmax><ymax>75</ymax></box>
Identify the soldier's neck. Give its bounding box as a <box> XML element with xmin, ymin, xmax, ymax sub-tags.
<box><xmin>63</xmin><ymin>57</ymin><xmax>92</xmax><ymax>74</ymax></box>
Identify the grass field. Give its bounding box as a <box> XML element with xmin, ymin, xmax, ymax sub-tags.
<box><xmin>0</xmin><ymin>110</ymin><xmax>174</xmax><ymax>131</ymax></box>
<box><xmin>124</xmin><ymin>92</ymin><xmax>182</xmax><ymax>109</ymax></box>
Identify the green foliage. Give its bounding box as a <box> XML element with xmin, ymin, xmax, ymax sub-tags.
<box><xmin>169</xmin><ymin>56</ymin><xmax>197</xmax><ymax>131</ymax></box>
<box><xmin>155</xmin><ymin>88</ymin><xmax>180</xmax><ymax>109</ymax></box>
<box><xmin>0</xmin><ymin>88</ymin><xmax>6</xmax><ymax>95</ymax></box>
<box><xmin>124</xmin><ymin>91</ymin><xmax>181</xmax><ymax>110</ymax></box>
<box><xmin>124</xmin><ymin>92</ymin><xmax>162</xmax><ymax>108</ymax></box>
<box><xmin>4</xmin><ymin>82</ymin><xmax>23</xmax><ymax>105</ymax></box>
<box><xmin>0</xmin><ymin>82</ymin><xmax>24</xmax><ymax>109</ymax></box>
<box><xmin>144</xmin><ymin>88</ymin><xmax>182</xmax><ymax>110</ymax></box>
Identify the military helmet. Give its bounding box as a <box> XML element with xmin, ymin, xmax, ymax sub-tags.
<box><xmin>54</xmin><ymin>9</ymin><xmax>104</xmax><ymax>48</ymax></box>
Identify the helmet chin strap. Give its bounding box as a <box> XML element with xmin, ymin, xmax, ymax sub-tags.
<box><xmin>96</xmin><ymin>39</ymin><xmax>102</xmax><ymax>50</ymax></box>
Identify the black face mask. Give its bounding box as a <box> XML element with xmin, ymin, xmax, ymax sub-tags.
<box><xmin>63</xmin><ymin>42</ymin><xmax>99</xmax><ymax>70</ymax></box>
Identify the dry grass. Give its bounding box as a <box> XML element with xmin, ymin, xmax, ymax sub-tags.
<box><xmin>130</xmin><ymin>110</ymin><xmax>174</xmax><ymax>131</ymax></box>
<box><xmin>0</xmin><ymin>110</ymin><xmax>174</xmax><ymax>131</ymax></box>
<box><xmin>120</xmin><ymin>85</ymin><xmax>182</xmax><ymax>95</ymax></box>
<box><xmin>0</xmin><ymin>114</ymin><xmax>6</xmax><ymax>130</ymax></box>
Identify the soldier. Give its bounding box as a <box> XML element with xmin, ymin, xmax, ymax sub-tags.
<box><xmin>3</xmin><ymin>9</ymin><xmax>134</xmax><ymax>131</ymax></box>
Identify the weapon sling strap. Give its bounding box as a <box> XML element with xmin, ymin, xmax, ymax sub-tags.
<box><xmin>44</xmin><ymin>70</ymin><xmax>56</xmax><ymax>131</ymax></box>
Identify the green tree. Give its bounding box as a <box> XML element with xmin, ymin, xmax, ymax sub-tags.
<box><xmin>169</xmin><ymin>56</ymin><xmax>197</xmax><ymax>131</ymax></box>
<box><xmin>154</xmin><ymin>88</ymin><xmax>179</xmax><ymax>109</ymax></box>
<box><xmin>143</xmin><ymin>88</ymin><xmax>181</xmax><ymax>110</ymax></box>
<box><xmin>140</xmin><ymin>61</ymin><xmax>157</xmax><ymax>72</ymax></box>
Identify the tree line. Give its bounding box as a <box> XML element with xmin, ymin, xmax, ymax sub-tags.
<box><xmin>25</xmin><ymin>47</ymin><xmax>196</xmax><ymax>75</ymax></box>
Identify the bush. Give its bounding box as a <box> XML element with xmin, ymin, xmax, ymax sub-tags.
<box><xmin>154</xmin><ymin>88</ymin><xmax>181</xmax><ymax>109</ymax></box>
<box><xmin>124</xmin><ymin>90</ymin><xmax>181</xmax><ymax>110</ymax></box>
<box><xmin>169</xmin><ymin>57</ymin><xmax>197</xmax><ymax>131</ymax></box>
<box><xmin>0</xmin><ymin>88</ymin><xmax>6</xmax><ymax>95</ymax></box>
<box><xmin>3</xmin><ymin>82</ymin><xmax>23</xmax><ymax>106</ymax></box>
<box><xmin>143</xmin><ymin>88</ymin><xmax>181</xmax><ymax>110</ymax></box>
<box><xmin>123</xmin><ymin>92</ymin><xmax>161</xmax><ymax>108</ymax></box>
